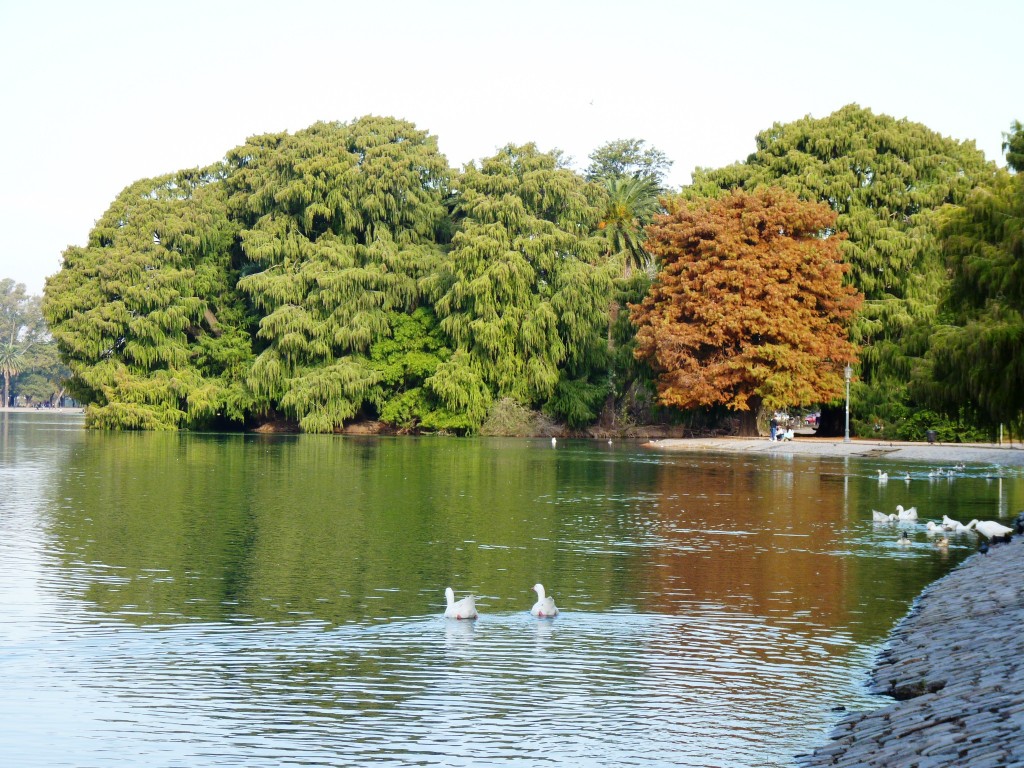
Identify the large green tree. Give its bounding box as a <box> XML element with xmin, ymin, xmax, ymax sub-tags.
<box><xmin>425</xmin><ymin>144</ymin><xmax>614</xmax><ymax>429</ymax></box>
<box><xmin>914</xmin><ymin>121</ymin><xmax>1024</xmax><ymax>431</ymax></box>
<box><xmin>43</xmin><ymin>168</ymin><xmax>251</xmax><ymax>429</ymax></box>
<box><xmin>586</xmin><ymin>138</ymin><xmax>673</xmax><ymax>187</ymax></box>
<box><xmin>630</xmin><ymin>188</ymin><xmax>862</xmax><ymax>436</ymax></box>
<box><xmin>225</xmin><ymin>116</ymin><xmax>452</xmax><ymax>433</ymax></box>
<box><xmin>689</xmin><ymin>105</ymin><xmax>993</xmax><ymax>436</ymax></box>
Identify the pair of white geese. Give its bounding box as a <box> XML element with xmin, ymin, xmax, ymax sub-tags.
<box><xmin>872</xmin><ymin>504</ymin><xmax>919</xmax><ymax>522</ymax></box>
<box><xmin>443</xmin><ymin>583</ymin><xmax>558</xmax><ymax>620</ymax></box>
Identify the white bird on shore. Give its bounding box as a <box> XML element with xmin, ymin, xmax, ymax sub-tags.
<box><xmin>896</xmin><ymin>505</ymin><xmax>918</xmax><ymax>521</ymax></box>
<box><xmin>444</xmin><ymin>587</ymin><xmax>478</xmax><ymax>620</ymax></box>
<box><xmin>877</xmin><ymin>470</ymin><xmax>889</xmax><ymax>482</ymax></box>
<box><xmin>974</xmin><ymin>520</ymin><xmax>1013</xmax><ymax>541</ymax></box>
<box><xmin>530</xmin><ymin>583</ymin><xmax>559</xmax><ymax>618</ymax></box>
<box><xmin>872</xmin><ymin>509</ymin><xmax>895</xmax><ymax>523</ymax></box>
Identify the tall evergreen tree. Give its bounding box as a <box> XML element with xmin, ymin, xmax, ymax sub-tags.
<box><xmin>43</xmin><ymin>169</ymin><xmax>249</xmax><ymax>429</ymax></box>
<box><xmin>914</xmin><ymin>121</ymin><xmax>1024</xmax><ymax>431</ymax></box>
<box><xmin>225</xmin><ymin>116</ymin><xmax>451</xmax><ymax>432</ymax></box>
<box><xmin>425</xmin><ymin>144</ymin><xmax>614</xmax><ymax>429</ymax></box>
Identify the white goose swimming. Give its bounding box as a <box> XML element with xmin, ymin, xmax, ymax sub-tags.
<box><xmin>872</xmin><ymin>509</ymin><xmax>895</xmax><ymax>523</ymax></box>
<box><xmin>877</xmin><ymin>470</ymin><xmax>889</xmax><ymax>482</ymax></box>
<box><xmin>530</xmin><ymin>583</ymin><xmax>559</xmax><ymax>618</ymax></box>
<box><xmin>444</xmin><ymin>587</ymin><xmax>478</xmax><ymax>620</ymax></box>
<box><xmin>895</xmin><ymin>504</ymin><xmax>918</xmax><ymax>521</ymax></box>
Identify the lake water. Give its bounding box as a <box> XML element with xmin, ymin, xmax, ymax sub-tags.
<box><xmin>1</xmin><ymin>411</ymin><xmax>1019</xmax><ymax>767</ymax></box>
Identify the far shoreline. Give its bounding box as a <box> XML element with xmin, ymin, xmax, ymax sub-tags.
<box><xmin>6</xmin><ymin>406</ymin><xmax>1023</xmax><ymax>467</ymax></box>
<box><xmin>641</xmin><ymin>435</ymin><xmax>1024</xmax><ymax>467</ymax></box>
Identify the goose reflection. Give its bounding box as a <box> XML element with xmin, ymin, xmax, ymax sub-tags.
<box><xmin>443</xmin><ymin>616</ymin><xmax>476</xmax><ymax>651</ymax></box>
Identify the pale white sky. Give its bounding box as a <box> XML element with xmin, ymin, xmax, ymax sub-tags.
<box><xmin>1</xmin><ymin>0</ymin><xmax>1019</xmax><ymax>296</ymax></box>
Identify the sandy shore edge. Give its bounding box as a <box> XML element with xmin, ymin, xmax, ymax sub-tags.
<box><xmin>643</xmin><ymin>436</ymin><xmax>1024</xmax><ymax>467</ymax></box>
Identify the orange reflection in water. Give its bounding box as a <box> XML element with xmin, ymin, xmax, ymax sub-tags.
<box><xmin>640</xmin><ymin>457</ymin><xmax>855</xmax><ymax>629</ymax></box>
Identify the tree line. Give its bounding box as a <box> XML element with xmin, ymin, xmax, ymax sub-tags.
<box><xmin>35</xmin><ymin>107</ymin><xmax>1024</xmax><ymax>438</ymax></box>
<box><xmin>0</xmin><ymin>279</ymin><xmax>68</xmax><ymax>408</ymax></box>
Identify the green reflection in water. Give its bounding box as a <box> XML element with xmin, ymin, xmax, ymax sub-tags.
<box><xmin>37</xmin><ymin>427</ymin><xmax>1017</xmax><ymax>645</ymax></box>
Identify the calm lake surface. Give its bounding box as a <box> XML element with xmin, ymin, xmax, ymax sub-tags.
<box><xmin>2</xmin><ymin>412</ymin><xmax>1021</xmax><ymax>767</ymax></box>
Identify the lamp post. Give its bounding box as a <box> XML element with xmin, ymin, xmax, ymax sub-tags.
<box><xmin>843</xmin><ymin>364</ymin><xmax>852</xmax><ymax>444</ymax></box>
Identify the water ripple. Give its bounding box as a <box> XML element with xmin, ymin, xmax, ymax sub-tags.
<box><xmin>1</xmin><ymin>604</ymin><xmax>876</xmax><ymax>767</ymax></box>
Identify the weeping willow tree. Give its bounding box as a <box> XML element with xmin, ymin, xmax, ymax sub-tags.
<box><xmin>688</xmin><ymin>104</ymin><xmax>994</xmax><ymax>437</ymax></box>
<box><xmin>43</xmin><ymin>168</ymin><xmax>251</xmax><ymax>429</ymax></box>
<box><xmin>913</xmin><ymin>122</ymin><xmax>1024</xmax><ymax>435</ymax></box>
<box><xmin>225</xmin><ymin>116</ymin><xmax>452</xmax><ymax>432</ymax></box>
<box><xmin>424</xmin><ymin>144</ymin><xmax>615</xmax><ymax>430</ymax></box>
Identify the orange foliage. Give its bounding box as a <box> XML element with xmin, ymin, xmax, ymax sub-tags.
<box><xmin>629</xmin><ymin>187</ymin><xmax>863</xmax><ymax>413</ymax></box>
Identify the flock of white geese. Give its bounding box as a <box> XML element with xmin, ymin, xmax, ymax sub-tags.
<box><xmin>448</xmin><ymin>464</ymin><xmax>1015</xmax><ymax>618</ymax></box>
<box><xmin>444</xmin><ymin>583</ymin><xmax>558</xmax><ymax>621</ymax></box>
<box><xmin>871</xmin><ymin>464</ymin><xmax>1015</xmax><ymax>548</ymax></box>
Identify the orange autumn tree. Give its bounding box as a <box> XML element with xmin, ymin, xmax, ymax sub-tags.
<box><xmin>630</xmin><ymin>187</ymin><xmax>863</xmax><ymax>436</ymax></box>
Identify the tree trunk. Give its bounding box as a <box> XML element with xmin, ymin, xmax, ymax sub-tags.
<box><xmin>736</xmin><ymin>396</ymin><xmax>762</xmax><ymax>437</ymax></box>
<box><xmin>601</xmin><ymin>299</ymin><xmax>620</xmax><ymax>430</ymax></box>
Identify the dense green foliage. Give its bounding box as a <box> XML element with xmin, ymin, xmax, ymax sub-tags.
<box><xmin>426</xmin><ymin>144</ymin><xmax>614</xmax><ymax>429</ymax></box>
<box><xmin>225</xmin><ymin>118</ymin><xmax>451</xmax><ymax>432</ymax></box>
<box><xmin>912</xmin><ymin>121</ymin><xmax>1024</xmax><ymax>433</ymax></box>
<box><xmin>44</xmin><ymin>120</ymin><xmax>623</xmax><ymax>432</ymax></box>
<box><xmin>44</xmin><ymin>168</ymin><xmax>249</xmax><ymax>429</ymax></box>
<box><xmin>40</xmin><ymin>110</ymin><xmax>1020</xmax><ymax>438</ymax></box>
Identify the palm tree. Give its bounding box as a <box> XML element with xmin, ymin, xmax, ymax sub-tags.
<box><xmin>0</xmin><ymin>341</ymin><xmax>26</xmax><ymax>408</ymax></box>
<box><xmin>594</xmin><ymin>176</ymin><xmax>663</xmax><ymax>428</ymax></box>
<box><xmin>598</xmin><ymin>175</ymin><xmax>662</xmax><ymax>277</ymax></box>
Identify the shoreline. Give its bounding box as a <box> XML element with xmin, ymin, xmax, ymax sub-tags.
<box><xmin>643</xmin><ymin>436</ymin><xmax>1024</xmax><ymax>467</ymax></box>
<box><xmin>1</xmin><ymin>406</ymin><xmax>84</xmax><ymax>414</ymax></box>
<box><xmin>797</xmin><ymin>536</ymin><xmax>1024</xmax><ymax>767</ymax></box>
<box><xmin>5</xmin><ymin>407</ymin><xmax>1024</xmax><ymax>469</ymax></box>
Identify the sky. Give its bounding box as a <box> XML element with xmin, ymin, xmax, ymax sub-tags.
<box><xmin>1</xmin><ymin>0</ymin><xmax>1020</xmax><ymax>297</ymax></box>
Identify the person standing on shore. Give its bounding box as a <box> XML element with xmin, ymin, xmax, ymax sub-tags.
<box><xmin>770</xmin><ymin>416</ymin><xmax>778</xmax><ymax>441</ymax></box>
